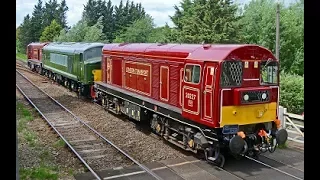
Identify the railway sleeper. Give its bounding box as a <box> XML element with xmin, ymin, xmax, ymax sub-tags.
<box><xmin>74</xmin><ymin>144</ymin><xmax>106</xmax><ymax>151</ymax></box>
<box><xmin>69</xmin><ymin>137</ymin><xmax>97</xmax><ymax>144</ymax></box>
<box><xmin>71</xmin><ymin>140</ymin><xmax>104</xmax><ymax>147</ymax></box>
<box><xmin>78</xmin><ymin>149</ymin><xmax>110</xmax><ymax>156</ymax></box>
<box><xmin>83</xmin><ymin>154</ymin><xmax>109</xmax><ymax>160</ymax></box>
<box><xmin>60</xmin><ymin>130</ymin><xmax>91</xmax><ymax>137</ymax></box>
<box><xmin>53</xmin><ymin>122</ymin><xmax>79</xmax><ymax>127</ymax></box>
<box><xmin>64</xmin><ymin>134</ymin><xmax>96</xmax><ymax>142</ymax></box>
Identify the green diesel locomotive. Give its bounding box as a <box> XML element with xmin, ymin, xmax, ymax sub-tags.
<box><xmin>41</xmin><ymin>42</ymin><xmax>104</xmax><ymax>96</ymax></box>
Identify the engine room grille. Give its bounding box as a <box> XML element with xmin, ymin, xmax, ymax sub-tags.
<box><xmin>241</xmin><ymin>90</ymin><xmax>270</xmax><ymax>104</ymax></box>
<box><xmin>220</xmin><ymin>61</ymin><xmax>243</xmax><ymax>87</ymax></box>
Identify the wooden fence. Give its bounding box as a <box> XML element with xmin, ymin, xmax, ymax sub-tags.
<box><xmin>279</xmin><ymin>106</ymin><xmax>304</xmax><ymax>144</ymax></box>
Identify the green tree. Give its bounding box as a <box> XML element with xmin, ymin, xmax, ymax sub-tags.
<box><xmin>40</xmin><ymin>20</ymin><xmax>62</xmax><ymax>42</ymax></box>
<box><xmin>170</xmin><ymin>0</ymin><xmax>241</xmax><ymax>43</ymax></box>
<box><xmin>42</xmin><ymin>0</ymin><xmax>60</xmax><ymax>28</ymax></box>
<box><xmin>30</xmin><ymin>0</ymin><xmax>44</xmax><ymax>41</ymax></box>
<box><xmin>238</xmin><ymin>0</ymin><xmax>304</xmax><ymax>75</ymax></box>
<box><xmin>114</xmin><ymin>15</ymin><xmax>154</xmax><ymax>43</ymax></box>
<box><xmin>16</xmin><ymin>27</ymin><xmax>20</xmax><ymax>41</ymax></box>
<box><xmin>170</xmin><ymin>0</ymin><xmax>193</xmax><ymax>31</ymax></box>
<box><xmin>113</xmin><ymin>0</ymin><xmax>146</xmax><ymax>39</ymax></box>
<box><xmin>54</xmin><ymin>19</ymin><xmax>89</xmax><ymax>42</ymax></box>
<box><xmin>103</xmin><ymin>0</ymin><xmax>114</xmax><ymax>42</ymax></box>
<box><xmin>113</xmin><ymin>0</ymin><xmax>125</xmax><ymax>37</ymax></box>
<box><xmin>83</xmin><ymin>0</ymin><xmax>104</xmax><ymax>26</ymax></box>
<box><xmin>18</xmin><ymin>15</ymin><xmax>33</xmax><ymax>52</ymax></box>
<box><xmin>147</xmin><ymin>23</ymin><xmax>172</xmax><ymax>43</ymax></box>
<box><xmin>57</xmin><ymin>0</ymin><xmax>69</xmax><ymax>29</ymax></box>
<box><xmin>54</xmin><ymin>17</ymin><xmax>107</xmax><ymax>43</ymax></box>
<box><xmin>84</xmin><ymin>16</ymin><xmax>106</xmax><ymax>42</ymax></box>
<box><xmin>279</xmin><ymin>0</ymin><xmax>304</xmax><ymax>75</ymax></box>
<box><xmin>54</xmin><ymin>28</ymin><xmax>68</xmax><ymax>42</ymax></box>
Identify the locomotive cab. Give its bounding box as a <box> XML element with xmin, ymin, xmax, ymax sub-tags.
<box><xmin>26</xmin><ymin>42</ymin><xmax>49</xmax><ymax>73</ymax></box>
<box><xmin>218</xmin><ymin>59</ymin><xmax>288</xmax><ymax>156</ymax></box>
<box><xmin>181</xmin><ymin>46</ymin><xmax>288</xmax><ymax>159</ymax></box>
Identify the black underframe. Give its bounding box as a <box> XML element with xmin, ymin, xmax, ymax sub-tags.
<box><xmin>95</xmin><ymin>82</ymin><xmax>219</xmax><ymax>141</ymax></box>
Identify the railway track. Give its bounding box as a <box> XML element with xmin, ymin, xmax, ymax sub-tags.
<box><xmin>243</xmin><ymin>155</ymin><xmax>303</xmax><ymax>180</ymax></box>
<box><xmin>16</xmin><ymin>61</ymin><xmax>41</xmax><ymax>76</ymax></box>
<box><xmin>16</xmin><ymin>61</ymin><xmax>304</xmax><ymax>180</ymax></box>
<box><xmin>16</xmin><ymin>69</ymin><xmax>163</xmax><ymax>180</ymax></box>
<box><xmin>92</xmin><ymin>99</ymin><xmax>304</xmax><ymax>180</ymax></box>
<box><xmin>219</xmin><ymin>154</ymin><xmax>304</xmax><ymax>180</ymax></box>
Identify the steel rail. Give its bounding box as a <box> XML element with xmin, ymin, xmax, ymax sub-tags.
<box><xmin>16</xmin><ymin>69</ymin><xmax>163</xmax><ymax>180</ymax></box>
<box><xmin>16</xmin><ymin>70</ymin><xmax>102</xmax><ymax>180</ymax></box>
<box><xmin>244</xmin><ymin>155</ymin><xmax>303</xmax><ymax>180</ymax></box>
<box><xmin>260</xmin><ymin>154</ymin><xmax>304</xmax><ymax>172</ymax></box>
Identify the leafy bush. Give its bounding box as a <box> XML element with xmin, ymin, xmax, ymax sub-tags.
<box><xmin>279</xmin><ymin>72</ymin><xmax>304</xmax><ymax>114</ymax></box>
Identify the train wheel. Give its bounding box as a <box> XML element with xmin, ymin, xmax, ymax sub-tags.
<box><xmin>215</xmin><ymin>154</ymin><xmax>225</xmax><ymax>168</ymax></box>
<box><xmin>206</xmin><ymin>146</ymin><xmax>225</xmax><ymax>168</ymax></box>
<box><xmin>38</xmin><ymin>66</ymin><xmax>42</xmax><ymax>74</ymax></box>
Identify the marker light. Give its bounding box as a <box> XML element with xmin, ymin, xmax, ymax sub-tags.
<box><xmin>243</xmin><ymin>94</ymin><xmax>249</xmax><ymax>101</ymax></box>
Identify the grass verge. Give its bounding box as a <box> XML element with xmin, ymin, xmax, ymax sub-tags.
<box><xmin>19</xmin><ymin>166</ymin><xmax>58</xmax><ymax>180</ymax></box>
<box><xmin>16</xmin><ymin>53</ymin><xmax>27</xmax><ymax>62</ymax></box>
<box><xmin>17</xmin><ymin>101</ymin><xmax>59</xmax><ymax>179</ymax></box>
<box><xmin>17</xmin><ymin>98</ymin><xmax>80</xmax><ymax>180</ymax></box>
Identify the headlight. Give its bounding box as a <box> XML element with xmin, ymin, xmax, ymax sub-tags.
<box><xmin>262</xmin><ymin>93</ymin><xmax>267</xmax><ymax>100</ymax></box>
<box><xmin>243</xmin><ymin>94</ymin><xmax>249</xmax><ymax>101</ymax></box>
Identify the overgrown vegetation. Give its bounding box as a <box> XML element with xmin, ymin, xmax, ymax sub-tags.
<box><xmin>16</xmin><ymin>0</ymin><xmax>304</xmax><ymax>113</ymax></box>
<box><xmin>279</xmin><ymin>72</ymin><xmax>304</xmax><ymax>114</ymax></box>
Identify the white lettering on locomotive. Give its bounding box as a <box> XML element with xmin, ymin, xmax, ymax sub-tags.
<box><xmin>126</xmin><ymin>67</ymin><xmax>149</xmax><ymax>76</ymax></box>
<box><xmin>185</xmin><ymin>92</ymin><xmax>196</xmax><ymax>100</ymax></box>
<box><xmin>185</xmin><ymin>92</ymin><xmax>196</xmax><ymax>107</ymax></box>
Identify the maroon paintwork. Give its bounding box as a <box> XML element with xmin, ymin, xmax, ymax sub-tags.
<box><xmin>101</xmin><ymin>43</ymin><xmax>277</xmax><ymax>128</ymax></box>
<box><xmin>27</xmin><ymin>42</ymin><xmax>49</xmax><ymax>62</ymax></box>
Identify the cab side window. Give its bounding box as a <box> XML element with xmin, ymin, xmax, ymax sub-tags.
<box><xmin>184</xmin><ymin>64</ymin><xmax>201</xmax><ymax>84</ymax></box>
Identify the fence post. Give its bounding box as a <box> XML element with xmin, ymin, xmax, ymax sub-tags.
<box><xmin>278</xmin><ymin>106</ymin><xmax>284</xmax><ymax>128</ymax></box>
<box><xmin>283</xmin><ymin>108</ymin><xmax>287</xmax><ymax>128</ymax></box>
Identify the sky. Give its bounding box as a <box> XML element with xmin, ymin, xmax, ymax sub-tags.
<box><xmin>16</xmin><ymin>0</ymin><xmax>296</xmax><ymax>28</ymax></box>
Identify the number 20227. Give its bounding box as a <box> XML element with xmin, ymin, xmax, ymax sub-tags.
<box><xmin>185</xmin><ymin>93</ymin><xmax>196</xmax><ymax>100</ymax></box>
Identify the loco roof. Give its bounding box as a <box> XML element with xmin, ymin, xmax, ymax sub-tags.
<box><xmin>28</xmin><ymin>42</ymin><xmax>49</xmax><ymax>47</ymax></box>
<box><xmin>43</xmin><ymin>42</ymin><xmax>104</xmax><ymax>54</ymax></box>
<box><xmin>102</xmin><ymin>43</ymin><xmax>276</xmax><ymax>62</ymax></box>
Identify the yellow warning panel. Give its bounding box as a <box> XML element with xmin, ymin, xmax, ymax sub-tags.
<box><xmin>92</xmin><ymin>69</ymin><xmax>102</xmax><ymax>81</ymax></box>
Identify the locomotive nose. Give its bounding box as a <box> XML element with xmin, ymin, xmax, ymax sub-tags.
<box><xmin>276</xmin><ymin>129</ymin><xmax>288</xmax><ymax>145</ymax></box>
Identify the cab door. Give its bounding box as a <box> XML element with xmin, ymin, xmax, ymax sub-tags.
<box><xmin>181</xmin><ymin>61</ymin><xmax>203</xmax><ymax>122</ymax></box>
<box><xmin>202</xmin><ymin>62</ymin><xmax>216</xmax><ymax>121</ymax></box>
<box><xmin>79</xmin><ymin>53</ymin><xmax>84</xmax><ymax>81</ymax></box>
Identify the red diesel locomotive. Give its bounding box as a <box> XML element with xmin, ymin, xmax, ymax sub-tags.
<box><xmin>92</xmin><ymin>43</ymin><xmax>288</xmax><ymax>167</ymax></box>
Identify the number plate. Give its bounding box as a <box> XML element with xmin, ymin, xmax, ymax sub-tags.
<box><xmin>222</xmin><ymin>125</ymin><xmax>239</xmax><ymax>134</ymax></box>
